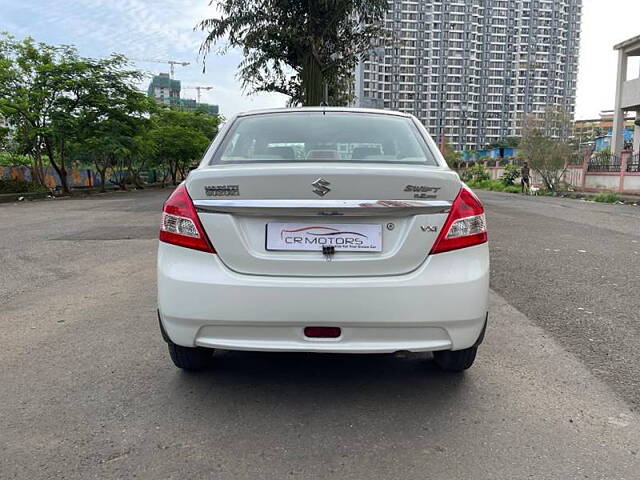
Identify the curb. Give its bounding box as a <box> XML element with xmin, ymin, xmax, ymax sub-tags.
<box><xmin>0</xmin><ymin>192</ymin><xmax>52</xmax><ymax>204</ymax></box>
<box><xmin>475</xmin><ymin>188</ymin><xmax>639</xmax><ymax>205</ymax></box>
<box><xmin>0</xmin><ymin>183</ymin><xmax>171</xmax><ymax>204</ymax></box>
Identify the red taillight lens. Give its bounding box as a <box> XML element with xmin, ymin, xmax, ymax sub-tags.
<box><xmin>430</xmin><ymin>187</ymin><xmax>487</xmax><ymax>254</ymax></box>
<box><xmin>304</xmin><ymin>327</ymin><xmax>342</xmax><ymax>338</ymax></box>
<box><xmin>159</xmin><ymin>184</ymin><xmax>215</xmax><ymax>253</ymax></box>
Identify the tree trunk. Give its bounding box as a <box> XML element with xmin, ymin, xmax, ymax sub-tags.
<box><xmin>301</xmin><ymin>54</ymin><xmax>324</xmax><ymax>106</ymax></box>
<box><xmin>129</xmin><ymin>158</ymin><xmax>146</xmax><ymax>189</ymax></box>
<box><xmin>94</xmin><ymin>159</ymin><xmax>106</xmax><ymax>193</ymax></box>
<box><xmin>58</xmin><ymin>138</ymin><xmax>70</xmax><ymax>194</ymax></box>
<box><xmin>169</xmin><ymin>159</ymin><xmax>178</xmax><ymax>185</ymax></box>
<box><xmin>131</xmin><ymin>172</ymin><xmax>144</xmax><ymax>189</ymax></box>
<box><xmin>44</xmin><ymin>139</ymin><xmax>70</xmax><ymax>194</ymax></box>
<box><xmin>161</xmin><ymin>167</ymin><xmax>169</xmax><ymax>188</ymax></box>
<box><xmin>31</xmin><ymin>153</ymin><xmax>46</xmax><ymax>187</ymax></box>
<box><xmin>177</xmin><ymin>163</ymin><xmax>186</xmax><ymax>182</ymax></box>
<box><xmin>99</xmin><ymin>168</ymin><xmax>107</xmax><ymax>193</ymax></box>
<box><xmin>119</xmin><ymin>169</ymin><xmax>128</xmax><ymax>191</ymax></box>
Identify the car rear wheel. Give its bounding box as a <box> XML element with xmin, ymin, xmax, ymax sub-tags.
<box><xmin>433</xmin><ymin>346</ymin><xmax>477</xmax><ymax>372</ymax></box>
<box><xmin>167</xmin><ymin>342</ymin><xmax>213</xmax><ymax>371</ymax></box>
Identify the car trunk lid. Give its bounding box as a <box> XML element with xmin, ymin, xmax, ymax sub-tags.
<box><xmin>187</xmin><ymin>163</ymin><xmax>460</xmax><ymax>277</ymax></box>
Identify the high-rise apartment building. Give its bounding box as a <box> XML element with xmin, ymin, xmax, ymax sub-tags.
<box><xmin>354</xmin><ymin>0</ymin><xmax>582</xmax><ymax>150</ymax></box>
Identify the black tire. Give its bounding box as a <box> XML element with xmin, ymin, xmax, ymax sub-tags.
<box><xmin>433</xmin><ymin>346</ymin><xmax>477</xmax><ymax>372</ymax></box>
<box><xmin>167</xmin><ymin>342</ymin><xmax>213</xmax><ymax>371</ymax></box>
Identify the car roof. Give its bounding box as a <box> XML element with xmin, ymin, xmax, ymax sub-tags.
<box><xmin>235</xmin><ymin>107</ymin><xmax>413</xmax><ymax>119</ymax></box>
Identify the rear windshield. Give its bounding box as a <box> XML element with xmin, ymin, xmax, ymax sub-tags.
<box><xmin>209</xmin><ymin>112</ymin><xmax>438</xmax><ymax>165</ymax></box>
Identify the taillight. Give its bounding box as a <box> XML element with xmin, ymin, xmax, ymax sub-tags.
<box><xmin>430</xmin><ymin>187</ymin><xmax>487</xmax><ymax>254</ymax></box>
<box><xmin>159</xmin><ymin>184</ymin><xmax>215</xmax><ymax>253</ymax></box>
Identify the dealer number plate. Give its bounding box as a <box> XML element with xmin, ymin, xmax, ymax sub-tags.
<box><xmin>266</xmin><ymin>223</ymin><xmax>382</xmax><ymax>252</ymax></box>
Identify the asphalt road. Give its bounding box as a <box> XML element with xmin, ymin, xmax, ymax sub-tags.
<box><xmin>1</xmin><ymin>189</ymin><xmax>639</xmax><ymax>479</ymax></box>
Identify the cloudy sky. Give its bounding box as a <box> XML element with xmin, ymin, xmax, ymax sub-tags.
<box><xmin>2</xmin><ymin>0</ymin><xmax>639</xmax><ymax>120</ymax></box>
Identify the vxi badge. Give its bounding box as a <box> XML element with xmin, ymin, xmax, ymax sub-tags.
<box><xmin>404</xmin><ymin>185</ymin><xmax>440</xmax><ymax>199</ymax></box>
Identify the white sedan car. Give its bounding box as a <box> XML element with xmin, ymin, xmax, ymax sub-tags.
<box><xmin>157</xmin><ymin>108</ymin><xmax>489</xmax><ymax>372</ymax></box>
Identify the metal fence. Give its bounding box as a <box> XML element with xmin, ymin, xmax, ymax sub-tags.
<box><xmin>627</xmin><ymin>154</ymin><xmax>640</xmax><ymax>173</ymax></box>
<box><xmin>587</xmin><ymin>155</ymin><xmax>621</xmax><ymax>172</ymax></box>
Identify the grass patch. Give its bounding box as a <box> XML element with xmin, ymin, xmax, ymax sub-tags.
<box><xmin>0</xmin><ymin>179</ymin><xmax>49</xmax><ymax>194</ymax></box>
<box><xmin>465</xmin><ymin>180</ymin><xmax>630</xmax><ymax>204</ymax></box>
<box><xmin>467</xmin><ymin>179</ymin><xmax>522</xmax><ymax>194</ymax></box>
<box><xmin>592</xmin><ymin>192</ymin><xmax>621</xmax><ymax>203</ymax></box>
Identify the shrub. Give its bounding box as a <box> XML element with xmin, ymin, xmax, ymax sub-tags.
<box><xmin>463</xmin><ymin>163</ymin><xmax>490</xmax><ymax>182</ymax></box>
<box><xmin>467</xmin><ymin>179</ymin><xmax>523</xmax><ymax>195</ymax></box>
<box><xmin>0</xmin><ymin>179</ymin><xmax>49</xmax><ymax>194</ymax></box>
<box><xmin>501</xmin><ymin>164</ymin><xmax>520</xmax><ymax>186</ymax></box>
<box><xmin>503</xmin><ymin>185</ymin><xmax>521</xmax><ymax>193</ymax></box>
<box><xmin>468</xmin><ymin>179</ymin><xmax>501</xmax><ymax>191</ymax></box>
<box><xmin>0</xmin><ymin>153</ymin><xmax>30</xmax><ymax>166</ymax></box>
<box><xmin>592</xmin><ymin>192</ymin><xmax>621</xmax><ymax>203</ymax></box>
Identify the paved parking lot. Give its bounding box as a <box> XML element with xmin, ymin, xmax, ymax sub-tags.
<box><xmin>1</xmin><ymin>189</ymin><xmax>639</xmax><ymax>479</ymax></box>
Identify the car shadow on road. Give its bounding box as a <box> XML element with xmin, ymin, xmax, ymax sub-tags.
<box><xmin>164</xmin><ymin>351</ymin><xmax>472</xmax><ymax>423</ymax></box>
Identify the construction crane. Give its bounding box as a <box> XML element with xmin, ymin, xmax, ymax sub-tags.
<box><xmin>183</xmin><ymin>85</ymin><xmax>213</xmax><ymax>103</ymax></box>
<box><xmin>131</xmin><ymin>58</ymin><xmax>190</xmax><ymax>78</ymax></box>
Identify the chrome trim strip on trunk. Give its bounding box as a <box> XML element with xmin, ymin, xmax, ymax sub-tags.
<box><xmin>193</xmin><ymin>199</ymin><xmax>452</xmax><ymax>216</ymax></box>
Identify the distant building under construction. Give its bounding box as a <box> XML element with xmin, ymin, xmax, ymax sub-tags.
<box><xmin>147</xmin><ymin>73</ymin><xmax>219</xmax><ymax>115</ymax></box>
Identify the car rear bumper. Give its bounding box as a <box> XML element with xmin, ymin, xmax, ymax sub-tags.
<box><xmin>157</xmin><ymin>242</ymin><xmax>489</xmax><ymax>353</ymax></box>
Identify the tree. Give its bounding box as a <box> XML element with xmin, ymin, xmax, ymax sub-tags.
<box><xmin>197</xmin><ymin>0</ymin><xmax>386</xmax><ymax>106</ymax></box>
<box><xmin>519</xmin><ymin>106</ymin><xmax>575</xmax><ymax>191</ymax></box>
<box><xmin>441</xmin><ymin>140</ymin><xmax>460</xmax><ymax>168</ymax></box>
<box><xmin>0</xmin><ymin>34</ymin><xmax>146</xmax><ymax>193</ymax></box>
<box><xmin>9</xmin><ymin>121</ymin><xmax>49</xmax><ymax>185</ymax></box>
<box><xmin>72</xmin><ymin>82</ymin><xmax>155</xmax><ymax>191</ymax></box>
<box><xmin>149</xmin><ymin>109</ymin><xmax>221</xmax><ymax>185</ymax></box>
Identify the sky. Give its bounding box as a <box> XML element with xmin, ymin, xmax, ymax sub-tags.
<box><xmin>2</xmin><ymin>0</ymin><xmax>639</xmax><ymax>120</ymax></box>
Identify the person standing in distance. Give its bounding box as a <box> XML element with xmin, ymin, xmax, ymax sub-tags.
<box><xmin>521</xmin><ymin>161</ymin><xmax>531</xmax><ymax>194</ymax></box>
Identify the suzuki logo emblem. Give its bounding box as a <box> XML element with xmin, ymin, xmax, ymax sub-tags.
<box><xmin>311</xmin><ymin>178</ymin><xmax>331</xmax><ymax>197</ymax></box>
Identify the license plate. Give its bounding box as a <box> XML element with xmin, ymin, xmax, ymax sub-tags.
<box><xmin>266</xmin><ymin>223</ymin><xmax>382</xmax><ymax>252</ymax></box>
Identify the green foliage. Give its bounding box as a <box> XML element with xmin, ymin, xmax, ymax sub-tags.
<box><xmin>466</xmin><ymin>178</ymin><xmax>521</xmax><ymax>194</ymax></box>
<box><xmin>197</xmin><ymin>0</ymin><xmax>387</xmax><ymax>106</ymax></box>
<box><xmin>0</xmin><ymin>33</ymin><xmax>150</xmax><ymax>192</ymax></box>
<box><xmin>149</xmin><ymin>108</ymin><xmax>222</xmax><ymax>185</ymax></box>
<box><xmin>0</xmin><ymin>33</ymin><xmax>224</xmax><ymax>191</ymax></box>
<box><xmin>0</xmin><ymin>152</ymin><xmax>30</xmax><ymax>166</ymax></box>
<box><xmin>70</xmin><ymin>89</ymin><xmax>156</xmax><ymax>190</ymax></box>
<box><xmin>503</xmin><ymin>184</ymin><xmax>523</xmax><ymax>194</ymax></box>
<box><xmin>592</xmin><ymin>147</ymin><xmax>612</xmax><ymax>162</ymax></box>
<box><xmin>462</xmin><ymin>163</ymin><xmax>490</xmax><ymax>183</ymax></box>
<box><xmin>500</xmin><ymin>163</ymin><xmax>520</xmax><ymax>186</ymax></box>
<box><xmin>441</xmin><ymin>141</ymin><xmax>460</xmax><ymax>168</ymax></box>
<box><xmin>518</xmin><ymin>106</ymin><xmax>574</xmax><ymax>192</ymax></box>
<box><xmin>0</xmin><ymin>178</ymin><xmax>48</xmax><ymax>194</ymax></box>
<box><xmin>592</xmin><ymin>192</ymin><xmax>621</xmax><ymax>203</ymax></box>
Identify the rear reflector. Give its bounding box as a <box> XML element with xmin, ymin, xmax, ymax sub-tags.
<box><xmin>159</xmin><ymin>184</ymin><xmax>215</xmax><ymax>253</ymax></box>
<box><xmin>430</xmin><ymin>186</ymin><xmax>487</xmax><ymax>254</ymax></box>
<box><xmin>304</xmin><ymin>327</ymin><xmax>342</xmax><ymax>338</ymax></box>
